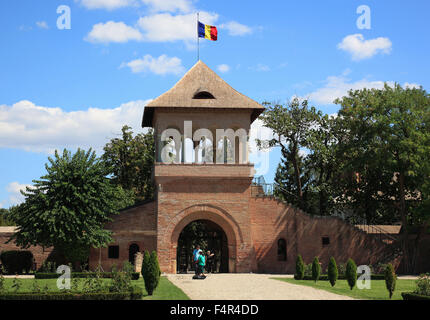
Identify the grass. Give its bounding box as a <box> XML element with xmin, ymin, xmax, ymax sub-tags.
<box><xmin>273</xmin><ymin>278</ymin><xmax>416</xmax><ymax>300</ymax></box>
<box><xmin>1</xmin><ymin>276</ymin><xmax>189</xmax><ymax>300</ymax></box>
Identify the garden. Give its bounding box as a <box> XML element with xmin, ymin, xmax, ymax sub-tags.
<box><xmin>0</xmin><ymin>249</ymin><xmax>189</xmax><ymax>300</ymax></box>
<box><xmin>273</xmin><ymin>255</ymin><xmax>430</xmax><ymax>300</ymax></box>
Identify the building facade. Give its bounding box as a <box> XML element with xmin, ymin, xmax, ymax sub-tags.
<box><xmin>88</xmin><ymin>61</ymin><xmax>401</xmax><ymax>274</ymax></box>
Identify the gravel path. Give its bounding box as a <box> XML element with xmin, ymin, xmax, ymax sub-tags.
<box><xmin>166</xmin><ymin>273</ymin><xmax>355</xmax><ymax>300</ymax></box>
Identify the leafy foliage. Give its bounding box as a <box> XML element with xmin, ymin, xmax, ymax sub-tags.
<box><xmin>414</xmin><ymin>273</ymin><xmax>430</xmax><ymax>296</ymax></box>
<box><xmin>346</xmin><ymin>259</ymin><xmax>357</xmax><ymax>290</ymax></box>
<box><xmin>142</xmin><ymin>251</ymin><xmax>160</xmax><ymax>295</ymax></box>
<box><xmin>0</xmin><ymin>251</ymin><xmax>33</xmax><ymax>274</ymax></box>
<box><xmin>311</xmin><ymin>257</ymin><xmax>321</xmax><ymax>282</ymax></box>
<box><xmin>384</xmin><ymin>263</ymin><xmax>396</xmax><ymax>299</ymax></box>
<box><xmin>102</xmin><ymin>125</ymin><xmax>155</xmax><ymax>203</ymax></box>
<box><xmin>328</xmin><ymin>257</ymin><xmax>338</xmax><ymax>287</ymax></box>
<box><xmin>7</xmin><ymin>148</ymin><xmax>133</xmax><ymax>264</ymax></box>
<box><xmin>295</xmin><ymin>255</ymin><xmax>305</xmax><ymax>280</ymax></box>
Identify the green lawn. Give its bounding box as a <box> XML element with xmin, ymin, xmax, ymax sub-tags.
<box><xmin>273</xmin><ymin>278</ymin><xmax>415</xmax><ymax>300</ymax></box>
<box><xmin>1</xmin><ymin>276</ymin><xmax>189</xmax><ymax>300</ymax></box>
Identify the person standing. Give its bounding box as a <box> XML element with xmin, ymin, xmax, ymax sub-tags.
<box><xmin>192</xmin><ymin>245</ymin><xmax>201</xmax><ymax>275</ymax></box>
<box><xmin>206</xmin><ymin>250</ymin><xmax>215</xmax><ymax>273</ymax></box>
<box><xmin>197</xmin><ymin>249</ymin><xmax>206</xmax><ymax>277</ymax></box>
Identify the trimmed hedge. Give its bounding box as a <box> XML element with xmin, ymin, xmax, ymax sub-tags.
<box><xmin>0</xmin><ymin>286</ymin><xmax>143</xmax><ymax>300</ymax></box>
<box><xmin>0</xmin><ymin>250</ymin><xmax>33</xmax><ymax>274</ymax></box>
<box><xmin>35</xmin><ymin>272</ymin><xmax>140</xmax><ymax>280</ymax></box>
<box><xmin>401</xmin><ymin>292</ymin><xmax>430</xmax><ymax>301</ymax></box>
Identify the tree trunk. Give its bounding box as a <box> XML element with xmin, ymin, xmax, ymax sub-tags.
<box><xmin>290</xmin><ymin>144</ymin><xmax>303</xmax><ymax>208</ymax></box>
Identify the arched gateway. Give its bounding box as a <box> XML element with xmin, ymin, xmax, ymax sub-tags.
<box><xmin>88</xmin><ymin>60</ymin><xmax>396</xmax><ymax>275</ymax></box>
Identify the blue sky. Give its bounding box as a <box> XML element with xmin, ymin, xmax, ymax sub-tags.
<box><xmin>0</xmin><ymin>0</ymin><xmax>429</xmax><ymax>208</ymax></box>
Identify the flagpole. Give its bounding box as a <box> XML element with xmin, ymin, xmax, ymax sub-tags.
<box><xmin>197</xmin><ymin>12</ymin><xmax>200</xmax><ymax>61</ymax></box>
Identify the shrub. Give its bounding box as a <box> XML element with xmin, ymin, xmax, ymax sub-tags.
<box><xmin>110</xmin><ymin>265</ymin><xmax>131</xmax><ymax>293</ymax></box>
<box><xmin>384</xmin><ymin>264</ymin><xmax>396</xmax><ymax>299</ymax></box>
<box><xmin>0</xmin><ymin>251</ymin><xmax>33</xmax><ymax>274</ymax></box>
<box><xmin>34</xmin><ymin>272</ymin><xmax>140</xmax><ymax>280</ymax></box>
<box><xmin>295</xmin><ymin>255</ymin><xmax>305</xmax><ymax>280</ymax></box>
<box><xmin>328</xmin><ymin>257</ymin><xmax>338</xmax><ymax>287</ymax></box>
<box><xmin>338</xmin><ymin>263</ymin><xmax>346</xmax><ymax>277</ymax></box>
<box><xmin>304</xmin><ymin>263</ymin><xmax>312</xmax><ymax>276</ymax></box>
<box><xmin>414</xmin><ymin>273</ymin><xmax>430</xmax><ymax>296</ymax></box>
<box><xmin>311</xmin><ymin>257</ymin><xmax>321</xmax><ymax>283</ymax></box>
<box><xmin>0</xmin><ymin>288</ymin><xmax>143</xmax><ymax>300</ymax></box>
<box><xmin>401</xmin><ymin>292</ymin><xmax>430</xmax><ymax>300</ymax></box>
<box><xmin>141</xmin><ymin>250</ymin><xmax>150</xmax><ymax>278</ymax></box>
<box><xmin>142</xmin><ymin>251</ymin><xmax>160</xmax><ymax>295</ymax></box>
<box><xmin>346</xmin><ymin>259</ymin><xmax>357</xmax><ymax>290</ymax></box>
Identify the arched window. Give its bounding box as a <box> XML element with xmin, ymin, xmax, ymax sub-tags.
<box><xmin>277</xmin><ymin>238</ymin><xmax>287</xmax><ymax>261</ymax></box>
<box><xmin>193</xmin><ymin>91</ymin><xmax>215</xmax><ymax>99</ymax></box>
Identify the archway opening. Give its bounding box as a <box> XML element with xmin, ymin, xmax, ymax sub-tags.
<box><xmin>129</xmin><ymin>243</ymin><xmax>140</xmax><ymax>265</ymax></box>
<box><xmin>176</xmin><ymin>220</ymin><xmax>229</xmax><ymax>274</ymax></box>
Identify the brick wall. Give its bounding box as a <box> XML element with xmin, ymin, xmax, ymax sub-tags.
<box><xmin>0</xmin><ymin>228</ymin><xmax>52</xmax><ymax>271</ymax></box>
<box><xmin>249</xmin><ymin>197</ymin><xmax>399</xmax><ymax>273</ymax></box>
<box><xmin>88</xmin><ymin>201</ymin><xmax>157</xmax><ymax>271</ymax></box>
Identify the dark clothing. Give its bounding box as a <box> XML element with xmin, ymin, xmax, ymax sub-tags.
<box><xmin>206</xmin><ymin>255</ymin><xmax>215</xmax><ymax>273</ymax></box>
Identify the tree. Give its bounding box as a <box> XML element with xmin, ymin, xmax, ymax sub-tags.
<box><xmin>346</xmin><ymin>259</ymin><xmax>357</xmax><ymax>290</ymax></box>
<box><xmin>335</xmin><ymin>84</ymin><xmax>430</xmax><ymax>272</ymax></box>
<box><xmin>295</xmin><ymin>255</ymin><xmax>305</xmax><ymax>280</ymax></box>
<box><xmin>7</xmin><ymin>149</ymin><xmax>133</xmax><ymax>265</ymax></box>
<box><xmin>102</xmin><ymin>125</ymin><xmax>155</xmax><ymax>203</ymax></box>
<box><xmin>384</xmin><ymin>263</ymin><xmax>396</xmax><ymax>299</ymax></box>
<box><xmin>257</xmin><ymin>98</ymin><xmax>321</xmax><ymax>210</ymax></box>
<box><xmin>312</xmin><ymin>257</ymin><xmax>321</xmax><ymax>282</ymax></box>
<box><xmin>142</xmin><ymin>250</ymin><xmax>161</xmax><ymax>295</ymax></box>
<box><xmin>0</xmin><ymin>208</ymin><xmax>14</xmax><ymax>226</ymax></box>
<box><xmin>328</xmin><ymin>257</ymin><xmax>338</xmax><ymax>287</ymax></box>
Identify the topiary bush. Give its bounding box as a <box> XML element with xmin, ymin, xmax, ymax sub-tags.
<box><xmin>0</xmin><ymin>251</ymin><xmax>33</xmax><ymax>274</ymax></box>
<box><xmin>346</xmin><ymin>258</ymin><xmax>357</xmax><ymax>290</ymax></box>
<box><xmin>384</xmin><ymin>263</ymin><xmax>396</xmax><ymax>299</ymax></box>
<box><xmin>142</xmin><ymin>251</ymin><xmax>160</xmax><ymax>295</ymax></box>
<box><xmin>295</xmin><ymin>255</ymin><xmax>305</xmax><ymax>280</ymax></box>
<box><xmin>311</xmin><ymin>257</ymin><xmax>321</xmax><ymax>283</ymax></box>
<box><xmin>141</xmin><ymin>250</ymin><xmax>150</xmax><ymax>279</ymax></box>
<box><xmin>328</xmin><ymin>257</ymin><xmax>338</xmax><ymax>287</ymax></box>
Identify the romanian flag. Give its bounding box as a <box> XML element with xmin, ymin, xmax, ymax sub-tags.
<box><xmin>198</xmin><ymin>21</ymin><xmax>217</xmax><ymax>41</ymax></box>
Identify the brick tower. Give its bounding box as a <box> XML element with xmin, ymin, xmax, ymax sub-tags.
<box><xmin>142</xmin><ymin>60</ymin><xmax>265</xmax><ymax>273</ymax></box>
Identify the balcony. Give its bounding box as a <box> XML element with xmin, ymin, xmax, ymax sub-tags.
<box><xmin>154</xmin><ymin>163</ymin><xmax>255</xmax><ymax>179</ymax></box>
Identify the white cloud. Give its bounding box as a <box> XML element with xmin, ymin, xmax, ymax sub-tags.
<box><xmin>0</xmin><ymin>100</ymin><xmax>151</xmax><ymax>154</ymax></box>
<box><xmin>77</xmin><ymin>0</ymin><xmax>137</xmax><ymax>10</ymax></box>
<box><xmin>137</xmin><ymin>12</ymin><xmax>218</xmax><ymax>43</ymax></box>
<box><xmin>120</xmin><ymin>54</ymin><xmax>185</xmax><ymax>75</ymax></box>
<box><xmin>5</xmin><ymin>182</ymin><xmax>31</xmax><ymax>206</ymax></box>
<box><xmin>85</xmin><ymin>21</ymin><xmax>143</xmax><ymax>43</ymax></box>
<box><xmin>217</xmin><ymin>64</ymin><xmax>230</xmax><ymax>73</ymax></box>
<box><xmin>337</xmin><ymin>34</ymin><xmax>392</xmax><ymax>61</ymax></box>
<box><xmin>36</xmin><ymin>21</ymin><xmax>49</xmax><ymax>29</ymax></box>
<box><xmin>219</xmin><ymin>21</ymin><xmax>252</xmax><ymax>36</ymax></box>
<box><xmin>307</xmin><ymin>73</ymin><xmax>420</xmax><ymax>105</ymax></box>
<box><xmin>141</xmin><ymin>0</ymin><xmax>193</xmax><ymax>13</ymax></box>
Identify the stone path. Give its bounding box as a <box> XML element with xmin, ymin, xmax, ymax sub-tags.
<box><xmin>166</xmin><ymin>273</ymin><xmax>355</xmax><ymax>300</ymax></box>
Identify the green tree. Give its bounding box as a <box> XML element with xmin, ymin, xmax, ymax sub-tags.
<box><xmin>346</xmin><ymin>259</ymin><xmax>357</xmax><ymax>290</ymax></box>
<box><xmin>0</xmin><ymin>208</ymin><xmax>15</xmax><ymax>226</ymax></box>
<box><xmin>7</xmin><ymin>148</ymin><xmax>133</xmax><ymax>265</ymax></box>
<box><xmin>142</xmin><ymin>250</ymin><xmax>161</xmax><ymax>295</ymax></box>
<box><xmin>312</xmin><ymin>257</ymin><xmax>321</xmax><ymax>282</ymax></box>
<box><xmin>295</xmin><ymin>254</ymin><xmax>305</xmax><ymax>280</ymax></box>
<box><xmin>102</xmin><ymin>125</ymin><xmax>155</xmax><ymax>203</ymax></box>
<box><xmin>328</xmin><ymin>257</ymin><xmax>338</xmax><ymax>287</ymax></box>
<box><xmin>384</xmin><ymin>263</ymin><xmax>396</xmax><ymax>299</ymax></box>
<box><xmin>335</xmin><ymin>84</ymin><xmax>430</xmax><ymax>272</ymax></box>
<box><xmin>141</xmin><ymin>250</ymin><xmax>150</xmax><ymax>278</ymax></box>
<box><xmin>257</xmin><ymin>98</ymin><xmax>321</xmax><ymax>210</ymax></box>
